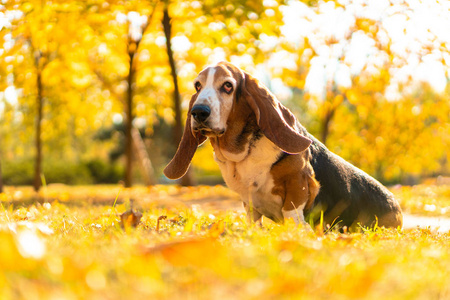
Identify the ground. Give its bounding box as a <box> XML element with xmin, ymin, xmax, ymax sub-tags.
<box><xmin>0</xmin><ymin>183</ymin><xmax>450</xmax><ymax>299</ymax></box>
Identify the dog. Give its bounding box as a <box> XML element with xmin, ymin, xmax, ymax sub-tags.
<box><xmin>164</xmin><ymin>62</ymin><xmax>403</xmax><ymax>230</ymax></box>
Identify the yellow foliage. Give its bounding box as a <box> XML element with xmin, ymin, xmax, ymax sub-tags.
<box><xmin>191</xmin><ymin>142</ymin><xmax>221</xmax><ymax>175</ymax></box>
<box><xmin>0</xmin><ymin>230</ymin><xmax>21</xmax><ymax>270</ymax></box>
<box><xmin>148</xmin><ymin>237</ymin><xmax>227</xmax><ymax>271</ymax></box>
<box><xmin>1</xmin><ymin>0</ymin><xmax>449</xmax><ymax>185</ymax></box>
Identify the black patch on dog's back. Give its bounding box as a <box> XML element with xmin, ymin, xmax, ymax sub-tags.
<box><xmin>305</xmin><ymin>132</ymin><xmax>401</xmax><ymax>229</ymax></box>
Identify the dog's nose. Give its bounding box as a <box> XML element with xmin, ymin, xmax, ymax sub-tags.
<box><xmin>191</xmin><ymin>105</ymin><xmax>211</xmax><ymax>123</ymax></box>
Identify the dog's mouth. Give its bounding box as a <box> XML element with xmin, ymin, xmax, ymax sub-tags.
<box><xmin>193</xmin><ymin>126</ymin><xmax>225</xmax><ymax>137</ymax></box>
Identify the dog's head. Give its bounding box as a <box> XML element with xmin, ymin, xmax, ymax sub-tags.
<box><xmin>164</xmin><ymin>62</ymin><xmax>311</xmax><ymax>179</ymax></box>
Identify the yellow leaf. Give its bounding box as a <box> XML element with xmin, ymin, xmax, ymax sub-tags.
<box><xmin>120</xmin><ymin>210</ymin><xmax>143</xmax><ymax>229</ymax></box>
<box><xmin>208</xmin><ymin>220</ymin><xmax>225</xmax><ymax>238</ymax></box>
<box><xmin>0</xmin><ymin>231</ymin><xmax>21</xmax><ymax>270</ymax></box>
<box><xmin>146</xmin><ymin>238</ymin><xmax>227</xmax><ymax>272</ymax></box>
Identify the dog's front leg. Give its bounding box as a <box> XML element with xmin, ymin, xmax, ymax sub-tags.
<box><xmin>243</xmin><ymin>202</ymin><xmax>262</xmax><ymax>226</ymax></box>
<box><xmin>282</xmin><ymin>174</ymin><xmax>312</xmax><ymax>228</ymax></box>
<box><xmin>282</xmin><ymin>203</ymin><xmax>307</xmax><ymax>225</ymax></box>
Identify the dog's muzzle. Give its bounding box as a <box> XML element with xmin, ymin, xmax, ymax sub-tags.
<box><xmin>191</xmin><ymin>105</ymin><xmax>211</xmax><ymax>124</ymax></box>
<box><xmin>191</xmin><ymin>105</ymin><xmax>225</xmax><ymax>136</ymax></box>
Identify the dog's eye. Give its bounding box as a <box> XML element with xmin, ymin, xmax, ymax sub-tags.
<box><xmin>194</xmin><ymin>82</ymin><xmax>202</xmax><ymax>92</ymax></box>
<box><xmin>222</xmin><ymin>82</ymin><xmax>233</xmax><ymax>94</ymax></box>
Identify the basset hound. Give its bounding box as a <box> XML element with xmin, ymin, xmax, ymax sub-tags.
<box><xmin>164</xmin><ymin>62</ymin><xmax>403</xmax><ymax>230</ymax></box>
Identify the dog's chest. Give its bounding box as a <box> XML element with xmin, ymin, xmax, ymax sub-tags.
<box><xmin>212</xmin><ymin>135</ymin><xmax>284</xmax><ymax>220</ymax></box>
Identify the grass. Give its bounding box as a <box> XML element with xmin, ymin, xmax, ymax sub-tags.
<box><xmin>391</xmin><ymin>183</ymin><xmax>450</xmax><ymax>217</ymax></box>
<box><xmin>0</xmin><ymin>184</ymin><xmax>450</xmax><ymax>299</ymax></box>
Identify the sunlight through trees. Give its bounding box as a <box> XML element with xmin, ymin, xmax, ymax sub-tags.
<box><xmin>1</xmin><ymin>0</ymin><xmax>449</xmax><ymax>187</ymax></box>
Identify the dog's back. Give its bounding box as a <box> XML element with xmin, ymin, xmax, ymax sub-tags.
<box><xmin>306</xmin><ymin>134</ymin><xmax>403</xmax><ymax>230</ymax></box>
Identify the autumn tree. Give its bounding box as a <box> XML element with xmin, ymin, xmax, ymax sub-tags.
<box><xmin>2</xmin><ymin>1</ymin><xmax>108</xmax><ymax>188</ymax></box>
<box><xmin>161</xmin><ymin>4</ymin><xmax>191</xmax><ymax>185</ymax></box>
<box><xmin>0</xmin><ymin>160</ymin><xmax>3</xmax><ymax>193</ymax></box>
<box><xmin>2</xmin><ymin>0</ymin><xmax>447</xmax><ymax>187</ymax></box>
<box><xmin>87</xmin><ymin>1</ymin><xmax>161</xmax><ymax>187</ymax></box>
<box><xmin>122</xmin><ymin>3</ymin><xmax>159</xmax><ymax>187</ymax></box>
<box><xmin>3</xmin><ymin>1</ymin><xmax>63</xmax><ymax>191</ymax></box>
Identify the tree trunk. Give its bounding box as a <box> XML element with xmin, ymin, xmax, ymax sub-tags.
<box><xmin>163</xmin><ymin>9</ymin><xmax>182</xmax><ymax>145</ymax></box>
<box><xmin>131</xmin><ymin>126</ymin><xmax>156</xmax><ymax>186</ymax></box>
<box><xmin>122</xmin><ymin>5</ymin><xmax>157</xmax><ymax>188</ymax></box>
<box><xmin>320</xmin><ymin>108</ymin><xmax>334</xmax><ymax>146</ymax></box>
<box><xmin>33</xmin><ymin>70</ymin><xmax>43</xmax><ymax>191</ymax></box>
<box><xmin>163</xmin><ymin>7</ymin><xmax>195</xmax><ymax>186</ymax></box>
<box><xmin>124</xmin><ymin>50</ymin><xmax>135</xmax><ymax>188</ymax></box>
<box><xmin>320</xmin><ymin>91</ymin><xmax>345</xmax><ymax>146</ymax></box>
<box><xmin>0</xmin><ymin>160</ymin><xmax>3</xmax><ymax>193</ymax></box>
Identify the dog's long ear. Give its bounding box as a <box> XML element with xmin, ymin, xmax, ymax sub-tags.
<box><xmin>163</xmin><ymin>95</ymin><xmax>206</xmax><ymax>179</ymax></box>
<box><xmin>243</xmin><ymin>73</ymin><xmax>311</xmax><ymax>154</ymax></box>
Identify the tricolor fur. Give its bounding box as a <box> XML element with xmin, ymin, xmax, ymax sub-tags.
<box><xmin>164</xmin><ymin>62</ymin><xmax>402</xmax><ymax>230</ymax></box>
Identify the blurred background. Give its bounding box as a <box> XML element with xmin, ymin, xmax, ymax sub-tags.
<box><xmin>0</xmin><ymin>0</ymin><xmax>449</xmax><ymax>191</ymax></box>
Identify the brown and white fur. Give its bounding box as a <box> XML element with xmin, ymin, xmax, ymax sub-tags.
<box><xmin>164</xmin><ymin>62</ymin><xmax>319</xmax><ymax>225</ymax></box>
<box><xmin>164</xmin><ymin>62</ymin><xmax>403</xmax><ymax>230</ymax></box>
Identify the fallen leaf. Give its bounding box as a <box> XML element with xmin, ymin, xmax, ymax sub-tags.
<box><xmin>208</xmin><ymin>220</ymin><xmax>225</xmax><ymax>238</ymax></box>
<box><xmin>144</xmin><ymin>237</ymin><xmax>227</xmax><ymax>271</ymax></box>
<box><xmin>156</xmin><ymin>215</ymin><xmax>167</xmax><ymax>232</ymax></box>
<box><xmin>120</xmin><ymin>209</ymin><xmax>143</xmax><ymax>229</ymax></box>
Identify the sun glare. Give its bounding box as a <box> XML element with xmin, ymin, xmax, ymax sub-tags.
<box><xmin>282</xmin><ymin>0</ymin><xmax>450</xmax><ymax>99</ymax></box>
